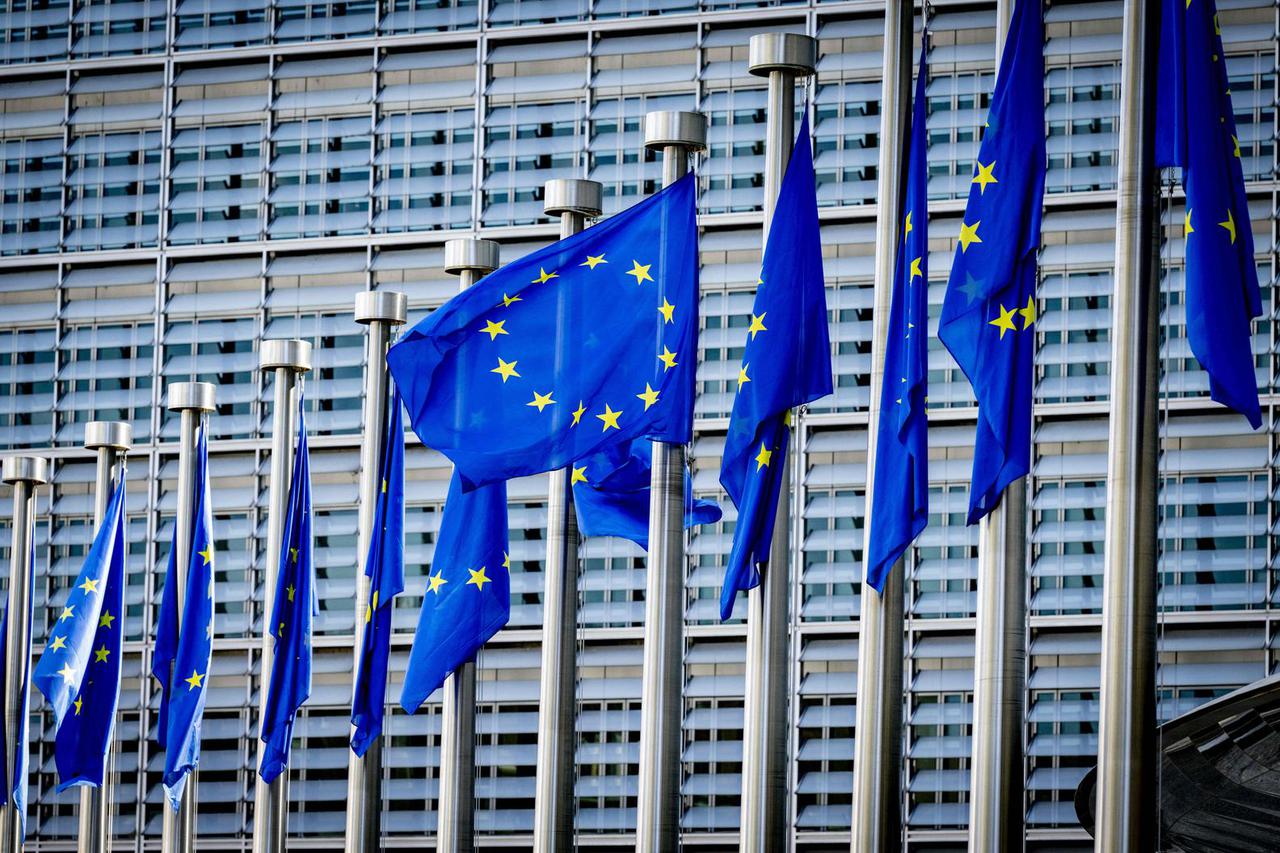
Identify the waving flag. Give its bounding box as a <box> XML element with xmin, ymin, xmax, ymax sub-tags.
<box><xmin>350</xmin><ymin>389</ymin><xmax>406</xmax><ymax>756</ymax></box>
<box><xmin>34</xmin><ymin>475</ymin><xmax>127</xmax><ymax>789</ymax></box>
<box><xmin>938</xmin><ymin>0</ymin><xmax>1045</xmax><ymax>524</ymax></box>
<box><xmin>719</xmin><ymin>114</ymin><xmax>833</xmax><ymax>621</ymax></box>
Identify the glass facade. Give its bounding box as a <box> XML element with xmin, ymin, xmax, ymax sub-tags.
<box><xmin>0</xmin><ymin>0</ymin><xmax>1276</xmax><ymax>848</ymax></box>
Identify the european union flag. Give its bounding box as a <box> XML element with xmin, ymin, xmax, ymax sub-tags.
<box><xmin>719</xmin><ymin>114</ymin><xmax>833</xmax><ymax>621</ymax></box>
<box><xmin>938</xmin><ymin>0</ymin><xmax>1045</xmax><ymax>524</ymax></box>
<box><xmin>260</xmin><ymin>403</ymin><xmax>315</xmax><ymax>783</ymax></box>
<box><xmin>151</xmin><ymin>424</ymin><xmax>215</xmax><ymax>809</ymax></box>
<box><xmin>400</xmin><ymin>473</ymin><xmax>508</xmax><ymax>713</ymax></box>
<box><xmin>387</xmin><ymin>174</ymin><xmax>699</xmax><ymax>490</ymax></box>
<box><xmin>0</xmin><ymin>543</ymin><xmax>33</xmax><ymax>830</ymax></box>
<box><xmin>33</xmin><ymin>475</ymin><xmax>127</xmax><ymax>790</ymax></box>
<box><xmin>867</xmin><ymin>36</ymin><xmax>931</xmax><ymax>593</ymax></box>
<box><xmin>572</xmin><ymin>440</ymin><xmax>722</xmax><ymax>549</ymax></box>
<box><xmin>1157</xmin><ymin>0</ymin><xmax>1262</xmax><ymax>428</ymax></box>
<box><xmin>350</xmin><ymin>388</ymin><xmax>405</xmax><ymax>757</ymax></box>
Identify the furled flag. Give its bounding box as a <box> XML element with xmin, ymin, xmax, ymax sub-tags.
<box><xmin>152</xmin><ymin>423</ymin><xmax>215</xmax><ymax>809</ymax></box>
<box><xmin>866</xmin><ymin>35</ymin><xmax>931</xmax><ymax>593</ymax></box>
<box><xmin>719</xmin><ymin>113</ymin><xmax>833</xmax><ymax>621</ymax></box>
<box><xmin>938</xmin><ymin>0</ymin><xmax>1045</xmax><ymax>524</ymax></box>
<box><xmin>1156</xmin><ymin>0</ymin><xmax>1262</xmax><ymax>427</ymax></box>
<box><xmin>387</xmin><ymin>174</ymin><xmax>700</xmax><ymax>490</ymax></box>
<box><xmin>350</xmin><ymin>388</ymin><xmax>406</xmax><ymax>756</ymax></box>
<box><xmin>572</xmin><ymin>440</ymin><xmax>722</xmax><ymax>549</ymax></box>
<box><xmin>400</xmin><ymin>474</ymin><xmax>508</xmax><ymax>713</ymax></box>
<box><xmin>260</xmin><ymin>402</ymin><xmax>315</xmax><ymax>783</ymax></box>
<box><xmin>33</xmin><ymin>475</ymin><xmax>127</xmax><ymax>789</ymax></box>
<box><xmin>0</xmin><ymin>542</ymin><xmax>34</xmax><ymax>829</ymax></box>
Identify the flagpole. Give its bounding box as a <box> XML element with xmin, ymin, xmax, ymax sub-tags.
<box><xmin>737</xmin><ymin>32</ymin><xmax>816</xmax><ymax>852</ymax></box>
<box><xmin>345</xmin><ymin>291</ymin><xmax>407</xmax><ymax>853</ymax></box>
<box><xmin>79</xmin><ymin>421</ymin><xmax>132</xmax><ymax>853</ymax></box>
<box><xmin>253</xmin><ymin>342</ymin><xmax>312</xmax><ymax>853</ymax></box>
<box><xmin>162</xmin><ymin>381</ymin><xmax>215</xmax><ymax>853</ymax></box>
<box><xmin>532</xmin><ymin>178</ymin><xmax>602</xmax><ymax>853</ymax></box>
<box><xmin>635</xmin><ymin>109</ymin><xmax>704</xmax><ymax>853</ymax></box>
<box><xmin>1094</xmin><ymin>0</ymin><xmax>1160</xmax><ymax>849</ymax></box>
<box><xmin>0</xmin><ymin>454</ymin><xmax>47</xmax><ymax>853</ymax></box>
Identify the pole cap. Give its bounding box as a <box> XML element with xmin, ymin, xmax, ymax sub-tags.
<box><xmin>543</xmin><ymin>179</ymin><xmax>603</xmax><ymax>218</ymax></box>
<box><xmin>84</xmin><ymin>421</ymin><xmax>133</xmax><ymax>452</ymax></box>
<box><xmin>166</xmin><ymin>381</ymin><xmax>217</xmax><ymax>413</ymax></box>
<box><xmin>2</xmin><ymin>455</ymin><xmax>50</xmax><ymax>486</ymax></box>
<box><xmin>259</xmin><ymin>339</ymin><xmax>313</xmax><ymax>374</ymax></box>
<box><xmin>643</xmin><ymin>111</ymin><xmax>708</xmax><ymax>152</ymax></box>
<box><xmin>444</xmin><ymin>239</ymin><xmax>500</xmax><ymax>276</ymax></box>
<box><xmin>748</xmin><ymin>33</ymin><xmax>818</xmax><ymax>78</ymax></box>
<box><xmin>354</xmin><ymin>291</ymin><xmax>408</xmax><ymax>326</ymax></box>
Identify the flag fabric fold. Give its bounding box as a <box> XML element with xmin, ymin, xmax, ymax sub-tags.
<box><xmin>1156</xmin><ymin>0</ymin><xmax>1262</xmax><ymax>427</ymax></box>
<box><xmin>350</xmin><ymin>388</ymin><xmax>406</xmax><ymax>757</ymax></box>
<box><xmin>866</xmin><ymin>35</ymin><xmax>931</xmax><ymax>593</ymax></box>
<box><xmin>719</xmin><ymin>113</ymin><xmax>833</xmax><ymax>621</ymax></box>
<box><xmin>938</xmin><ymin>0</ymin><xmax>1045</xmax><ymax>524</ymax></box>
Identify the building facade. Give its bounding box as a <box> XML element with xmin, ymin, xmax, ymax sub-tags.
<box><xmin>0</xmin><ymin>0</ymin><xmax>1275</xmax><ymax>848</ymax></box>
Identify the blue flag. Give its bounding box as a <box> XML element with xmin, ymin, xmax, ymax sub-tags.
<box><xmin>1156</xmin><ymin>0</ymin><xmax>1262</xmax><ymax>427</ymax></box>
<box><xmin>0</xmin><ymin>542</ymin><xmax>33</xmax><ymax>831</ymax></box>
<box><xmin>33</xmin><ymin>475</ymin><xmax>127</xmax><ymax>790</ymax></box>
<box><xmin>350</xmin><ymin>388</ymin><xmax>406</xmax><ymax>756</ymax></box>
<box><xmin>400</xmin><ymin>473</ymin><xmax>508</xmax><ymax>713</ymax></box>
<box><xmin>260</xmin><ymin>403</ymin><xmax>316</xmax><ymax>783</ymax></box>
<box><xmin>719</xmin><ymin>114</ymin><xmax>833</xmax><ymax>621</ymax></box>
<box><xmin>572</xmin><ymin>440</ymin><xmax>722</xmax><ymax>549</ymax></box>
<box><xmin>938</xmin><ymin>0</ymin><xmax>1045</xmax><ymax>524</ymax></box>
<box><xmin>151</xmin><ymin>424</ymin><xmax>215</xmax><ymax>809</ymax></box>
<box><xmin>867</xmin><ymin>36</ymin><xmax>931</xmax><ymax>593</ymax></box>
<box><xmin>387</xmin><ymin>174</ymin><xmax>700</xmax><ymax>491</ymax></box>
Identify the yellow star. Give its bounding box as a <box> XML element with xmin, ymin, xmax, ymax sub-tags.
<box><xmin>637</xmin><ymin>383</ymin><xmax>660</xmax><ymax>411</ymax></box>
<box><xmin>571</xmin><ymin>401</ymin><xmax>586</xmax><ymax>426</ymax></box>
<box><xmin>57</xmin><ymin>663</ymin><xmax>77</xmax><ymax>685</ymax></box>
<box><xmin>658</xmin><ymin>347</ymin><xmax>678</xmax><ymax>371</ymax></box>
<box><xmin>286</xmin><ymin>584</ymin><xmax>295</xmax><ymax>602</ymax></box>
<box><xmin>1232</xmin><ymin>135</ymin><xmax>1242</xmax><ymax>158</ymax></box>
<box><xmin>988</xmin><ymin>304</ymin><xmax>1018</xmax><ymax>339</ymax></box>
<box><xmin>278</xmin><ymin>621</ymin><xmax>285</xmax><ymax>635</ymax></box>
<box><xmin>958</xmin><ymin>220</ymin><xmax>982</xmax><ymax>253</ymax></box>
<box><xmin>501</xmin><ymin>292</ymin><xmax>522</xmax><ymax>308</ymax></box>
<box><xmin>596</xmin><ymin>404</ymin><xmax>622</xmax><ymax>432</ymax></box>
<box><xmin>503</xmin><ymin>552</ymin><xmax>510</xmax><ymax>570</ymax></box>
<box><xmin>532</xmin><ymin>267</ymin><xmax>558</xmax><ymax>285</ymax></box>
<box><xmin>1219</xmin><ymin>209</ymin><xmax>1237</xmax><ymax>244</ymax></box>
<box><xmin>289</xmin><ymin>547</ymin><xmax>298</xmax><ymax>563</ymax></box>
<box><xmin>527</xmin><ymin>390</ymin><xmax>556</xmax><ymax>412</ymax></box>
<box><xmin>98</xmin><ymin>610</ymin><xmax>115</xmax><ymax>629</ymax></box>
<box><xmin>480</xmin><ymin>319</ymin><xmax>509</xmax><ymax>341</ymax></box>
<box><xmin>658</xmin><ymin>299</ymin><xmax>675</xmax><ymax>324</ymax></box>
<box><xmin>754</xmin><ymin>442</ymin><xmax>773</xmax><ymax>471</ymax></box>
<box><xmin>626</xmin><ymin>260</ymin><xmax>654</xmax><ymax>285</ymax></box>
<box><xmin>427</xmin><ymin>571</ymin><xmax>447</xmax><ymax>595</ymax></box>
<box><xmin>1184</xmin><ymin>208</ymin><xmax>1194</xmax><ymax>235</ymax></box>
<box><xmin>491</xmin><ymin>358</ymin><xmax>520</xmax><ymax>383</ymax></box>
<box><xmin>581</xmin><ymin>254</ymin><xmax>607</xmax><ymax>270</ymax></box>
<box><xmin>73</xmin><ymin>697</ymin><xmax>82</xmax><ymax>716</ymax></box>
<box><xmin>903</xmin><ymin>210</ymin><xmax>913</xmax><ymax>238</ymax></box>
<box><xmin>184</xmin><ymin>670</ymin><xmax>205</xmax><ymax>690</ymax></box>
<box><xmin>59</xmin><ymin>605</ymin><xmax>74</xmax><ymax>622</ymax></box>
<box><xmin>364</xmin><ymin>590</ymin><xmax>378</xmax><ymax>623</ymax></box>
<box><xmin>382</xmin><ymin>478</ymin><xmax>388</xmax><ymax>494</ymax></box>
<box><xmin>93</xmin><ymin>644</ymin><xmax>110</xmax><ymax>664</ymax></box>
<box><xmin>466</xmin><ymin>566</ymin><xmax>491</xmax><ymax>590</ymax></box>
<box><xmin>747</xmin><ymin>313</ymin><xmax>767</xmax><ymax>340</ymax></box>
<box><xmin>571</xmin><ymin>465</ymin><xmax>588</xmax><ymax>485</ymax></box>
<box><xmin>1018</xmin><ymin>295</ymin><xmax>1037</xmax><ymax>330</ymax></box>
<box><xmin>909</xmin><ymin>257</ymin><xmax>923</xmax><ymax>280</ymax></box>
<box><xmin>737</xmin><ymin>365</ymin><xmax>751</xmax><ymax>390</ymax></box>
<box><xmin>50</xmin><ymin>635</ymin><xmax>66</xmax><ymax>651</ymax></box>
<box><xmin>199</xmin><ymin>544</ymin><xmax>213</xmax><ymax>566</ymax></box>
<box><xmin>78</xmin><ymin>577</ymin><xmax>99</xmax><ymax>595</ymax></box>
<box><xmin>972</xmin><ymin>160</ymin><xmax>998</xmax><ymax>194</ymax></box>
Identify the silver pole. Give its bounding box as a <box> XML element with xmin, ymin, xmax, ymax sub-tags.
<box><xmin>850</xmin><ymin>4</ymin><xmax>911</xmax><ymax>852</ymax></box>
<box><xmin>532</xmin><ymin>178</ymin><xmax>602</xmax><ymax>853</ymax></box>
<box><xmin>344</xmin><ymin>291</ymin><xmax>407</xmax><ymax>853</ymax></box>
<box><xmin>436</xmin><ymin>237</ymin><xmax>500</xmax><ymax>853</ymax></box>
<box><xmin>79</xmin><ymin>422</ymin><xmax>133</xmax><ymax>853</ymax></box>
<box><xmin>162</xmin><ymin>382</ymin><xmax>216</xmax><ymax>853</ymax></box>
<box><xmin>253</xmin><ymin>341</ymin><xmax>312</xmax><ymax>853</ymax></box>
<box><xmin>1095</xmin><ymin>0</ymin><xmax>1160</xmax><ymax>849</ymax></box>
<box><xmin>0</xmin><ymin>455</ymin><xmax>48</xmax><ymax>853</ymax></box>
<box><xmin>738</xmin><ymin>33</ymin><xmax>816</xmax><ymax>853</ymax></box>
<box><xmin>634</xmin><ymin>110</ymin><xmax>705</xmax><ymax>853</ymax></box>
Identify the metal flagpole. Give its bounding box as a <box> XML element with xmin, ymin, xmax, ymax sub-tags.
<box><xmin>163</xmin><ymin>381</ymin><xmax>216</xmax><ymax>853</ymax></box>
<box><xmin>740</xmin><ymin>32</ymin><xmax>816</xmax><ymax>853</ymax></box>
<box><xmin>253</xmin><ymin>342</ymin><xmax>312</xmax><ymax>853</ymax></box>
<box><xmin>966</xmin><ymin>1</ymin><xmax>1029</xmax><ymax>849</ymax></box>
<box><xmin>635</xmin><ymin>109</ymin><xmax>704</xmax><ymax>853</ymax></box>
<box><xmin>850</xmin><ymin>3</ymin><xmax>911</xmax><ymax>851</ymax></box>
<box><xmin>1094</xmin><ymin>0</ymin><xmax>1160</xmax><ymax>849</ymax></box>
<box><xmin>436</xmin><ymin>237</ymin><xmax>499</xmax><ymax>853</ymax></box>
<box><xmin>345</xmin><ymin>291</ymin><xmax>408</xmax><ymax>853</ymax></box>
<box><xmin>79</xmin><ymin>421</ymin><xmax>132</xmax><ymax>853</ymax></box>
<box><xmin>0</xmin><ymin>454</ymin><xmax>48</xmax><ymax>853</ymax></box>
<box><xmin>532</xmin><ymin>178</ymin><xmax>602</xmax><ymax>853</ymax></box>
